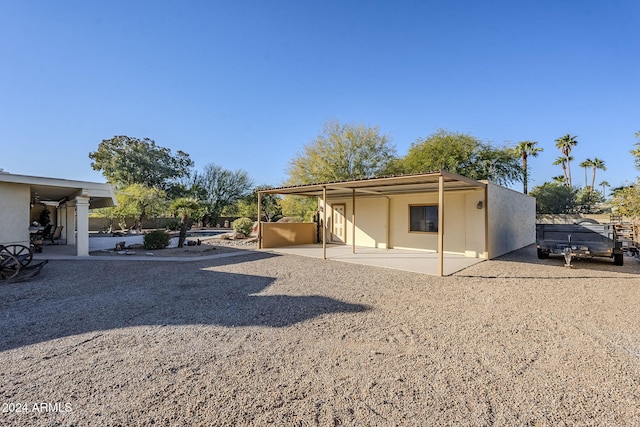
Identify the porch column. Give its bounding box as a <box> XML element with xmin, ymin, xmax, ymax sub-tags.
<box><xmin>322</xmin><ymin>186</ymin><xmax>327</xmax><ymax>260</ymax></box>
<box><xmin>65</xmin><ymin>205</ymin><xmax>75</xmax><ymax>245</ymax></box>
<box><xmin>484</xmin><ymin>186</ymin><xmax>489</xmax><ymax>258</ymax></box>
<box><xmin>257</xmin><ymin>192</ymin><xmax>262</xmax><ymax>249</ymax></box>
<box><xmin>352</xmin><ymin>189</ymin><xmax>356</xmax><ymax>254</ymax></box>
<box><xmin>386</xmin><ymin>197</ymin><xmax>391</xmax><ymax>249</ymax></box>
<box><xmin>75</xmin><ymin>196</ymin><xmax>90</xmax><ymax>256</ymax></box>
<box><xmin>437</xmin><ymin>175</ymin><xmax>445</xmax><ymax>277</ymax></box>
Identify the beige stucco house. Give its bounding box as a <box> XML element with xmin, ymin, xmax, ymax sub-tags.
<box><xmin>0</xmin><ymin>173</ymin><xmax>116</xmax><ymax>256</ymax></box>
<box><xmin>257</xmin><ymin>171</ymin><xmax>535</xmax><ymax>276</ymax></box>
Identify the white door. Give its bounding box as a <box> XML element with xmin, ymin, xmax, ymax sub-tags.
<box><xmin>332</xmin><ymin>204</ymin><xmax>346</xmax><ymax>243</ymax></box>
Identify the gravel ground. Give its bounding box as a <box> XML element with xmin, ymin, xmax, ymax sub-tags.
<box><xmin>1</xmin><ymin>245</ymin><xmax>639</xmax><ymax>426</ymax></box>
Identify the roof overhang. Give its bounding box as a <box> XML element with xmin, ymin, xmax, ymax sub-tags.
<box><xmin>259</xmin><ymin>171</ymin><xmax>487</xmax><ymax>198</ymax></box>
<box><xmin>0</xmin><ymin>173</ymin><xmax>117</xmax><ymax>209</ymax></box>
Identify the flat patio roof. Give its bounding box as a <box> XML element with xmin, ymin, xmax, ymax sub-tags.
<box><xmin>0</xmin><ymin>172</ymin><xmax>116</xmax><ymax>208</ymax></box>
<box><xmin>258</xmin><ymin>170</ymin><xmax>486</xmax><ymax>198</ymax></box>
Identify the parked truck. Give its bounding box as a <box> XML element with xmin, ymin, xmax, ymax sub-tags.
<box><xmin>536</xmin><ymin>223</ymin><xmax>624</xmax><ymax>266</ymax></box>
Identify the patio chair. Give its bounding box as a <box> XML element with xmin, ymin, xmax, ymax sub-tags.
<box><xmin>47</xmin><ymin>225</ymin><xmax>64</xmax><ymax>245</ymax></box>
<box><xmin>41</xmin><ymin>224</ymin><xmax>53</xmax><ymax>238</ymax></box>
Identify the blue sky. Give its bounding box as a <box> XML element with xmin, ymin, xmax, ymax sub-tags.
<box><xmin>2</xmin><ymin>1</ymin><xmax>639</xmax><ymax>193</ymax></box>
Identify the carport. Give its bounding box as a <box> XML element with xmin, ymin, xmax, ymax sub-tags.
<box><xmin>257</xmin><ymin>171</ymin><xmax>535</xmax><ymax>276</ymax></box>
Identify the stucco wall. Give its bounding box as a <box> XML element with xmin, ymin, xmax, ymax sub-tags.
<box><xmin>351</xmin><ymin>197</ymin><xmax>389</xmax><ymax>248</ymax></box>
<box><xmin>487</xmin><ymin>182</ymin><xmax>536</xmax><ymax>258</ymax></box>
<box><xmin>261</xmin><ymin>222</ymin><xmax>317</xmax><ymax>248</ymax></box>
<box><xmin>464</xmin><ymin>190</ymin><xmax>488</xmax><ymax>257</ymax></box>
<box><xmin>321</xmin><ymin>197</ymin><xmax>389</xmax><ymax>248</ymax></box>
<box><xmin>0</xmin><ymin>182</ymin><xmax>30</xmax><ymax>246</ymax></box>
<box><xmin>389</xmin><ymin>191</ymin><xmax>485</xmax><ymax>256</ymax></box>
<box><xmin>320</xmin><ymin>188</ymin><xmax>487</xmax><ymax>257</ymax></box>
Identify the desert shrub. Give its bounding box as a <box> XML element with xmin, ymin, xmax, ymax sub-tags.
<box><xmin>232</xmin><ymin>217</ymin><xmax>253</xmax><ymax>236</ymax></box>
<box><xmin>165</xmin><ymin>219</ymin><xmax>181</xmax><ymax>231</ymax></box>
<box><xmin>144</xmin><ymin>230</ymin><xmax>170</xmax><ymax>249</ymax></box>
<box><xmin>277</xmin><ymin>216</ymin><xmax>304</xmax><ymax>223</ymax></box>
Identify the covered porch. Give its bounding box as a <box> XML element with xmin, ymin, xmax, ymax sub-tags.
<box><xmin>258</xmin><ymin>171</ymin><xmax>535</xmax><ymax>277</ymax></box>
<box><xmin>0</xmin><ymin>173</ymin><xmax>116</xmax><ymax>256</ymax></box>
<box><xmin>257</xmin><ymin>171</ymin><xmax>490</xmax><ymax>277</ymax></box>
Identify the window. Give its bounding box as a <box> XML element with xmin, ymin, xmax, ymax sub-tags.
<box><xmin>409</xmin><ymin>205</ymin><xmax>438</xmax><ymax>232</ymax></box>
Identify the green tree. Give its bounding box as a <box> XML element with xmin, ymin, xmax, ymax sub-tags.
<box><xmin>579</xmin><ymin>158</ymin><xmax>593</xmax><ymax>188</ymax></box>
<box><xmin>94</xmin><ymin>184</ymin><xmax>167</xmax><ymax>231</ymax></box>
<box><xmin>514</xmin><ymin>140</ymin><xmax>543</xmax><ymax>194</ymax></box>
<box><xmin>280</xmin><ymin>196</ymin><xmax>318</xmax><ymax>222</ymax></box>
<box><xmin>611</xmin><ymin>182</ymin><xmax>640</xmax><ymax>220</ymax></box>
<box><xmin>89</xmin><ymin>136</ymin><xmax>193</xmax><ymax>189</ymax></box>
<box><xmin>194</xmin><ymin>164</ymin><xmax>253</xmax><ymax>226</ymax></box>
<box><xmin>168</xmin><ymin>197</ymin><xmax>203</xmax><ymax>248</ymax></box>
<box><xmin>575</xmin><ymin>187</ymin><xmax>604</xmax><ymax>213</ymax></box>
<box><xmin>553</xmin><ymin>155</ymin><xmax>574</xmax><ymax>186</ymax></box>
<box><xmin>119</xmin><ymin>184</ymin><xmax>168</xmax><ymax>231</ymax></box>
<box><xmin>400</xmin><ymin>129</ymin><xmax>521</xmax><ymax>185</ymax></box>
<box><xmin>589</xmin><ymin>157</ymin><xmax>606</xmax><ymax>197</ymax></box>
<box><xmin>554</xmin><ymin>134</ymin><xmax>578</xmax><ymax>187</ymax></box>
<box><xmin>631</xmin><ymin>131</ymin><xmax>640</xmax><ymax>170</ymax></box>
<box><xmin>599</xmin><ymin>180</ymin><xmax>610</xmax><ymax>199</ymax></box>
<box><xmin>529</xmin><ymin>182</ymin><xmax>577</xmax><ymax>214</ymax></box>
<box><xmin>231</xmin><ymin>186</ymin><xmax>283</xmax><ymax>222</ymax></box>
<box><xmin>287</xmin><ymin>120</ymin><xmax>397</xmax><ymax>185</ymax></box>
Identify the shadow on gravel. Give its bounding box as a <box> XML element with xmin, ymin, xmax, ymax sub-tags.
<box><xmin>457</xmin><ymin>244</ymin><xmax>640</xmax><ymax>278</ymax></box>
<box><xmin>0</xmin><ymin>252</ymin><xmax>369</xmax><ymax>351</ymax></box>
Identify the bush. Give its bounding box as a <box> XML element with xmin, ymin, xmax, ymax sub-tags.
<box><xmin>232</xmin><ymin>217</ymin><xmax>254</xmax><ymax>236</ymax></box>
<box><xmin>144</xmin><ymin>230</ymin><xmax>170</xmax><ymax>249</ymax></box>
<box><xmin>165</xmin><ymin>219</ymin><xmax>181</xmax><ymax>231</ymax></box>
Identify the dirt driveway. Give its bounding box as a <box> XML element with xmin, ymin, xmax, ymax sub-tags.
<box><xmin>1</xmin><ymin>246</ymin><xmax>639</xmax><ymax>426</ymax></box>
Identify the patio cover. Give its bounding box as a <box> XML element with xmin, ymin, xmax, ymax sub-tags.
<box><xmin>0</xmin><ymin>173</ymin><xmax>116</xmax><ymax>209</ymax></box>
<box><xmin>0</xmin><ymin>172</ymin><xmax>116</xmax><ymax>256</ymax></box>
<box><xmin>258</xmin><ymin>171</ymin><xmax>487</xmax><ymax>276</ymax></box>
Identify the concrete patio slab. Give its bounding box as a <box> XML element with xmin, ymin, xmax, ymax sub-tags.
<box><xmin>33</xmin><ymin>238</ymin><xmax>484</xmax><ymax>275</ymax></box>
<box><xmin>265</xmin><ymin>244</ymin><xmax>485</xmax><ymax>276</ymax></box>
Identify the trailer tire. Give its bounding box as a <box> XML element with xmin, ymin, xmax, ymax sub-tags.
<box><xmin>575</xmin><ymin>218</ymin><xmax>599</xmax><ymax>225</ymax></box>
<box><xmin>613</xmin><ymin>253</ymin><xmax>624</xmax><ymax>266</ymax></box>
<box><xmin>537</xmin><ymin>249</ymin><xmax>549</xmax><ymax>259</ymax></box>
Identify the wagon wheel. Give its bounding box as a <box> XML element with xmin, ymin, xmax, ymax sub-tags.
<box><xmin>0</xmin><ymin>253</ymin><xmax>20</xmax><ymax>280</ymax></box>
<box><xmin>1</xmin><ymin>244</ymin><xmax>33</xmax><ymax>267</ymax></box>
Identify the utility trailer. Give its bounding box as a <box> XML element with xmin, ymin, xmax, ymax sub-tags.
<box><xmin>536</xmin><ymin>223</ymin><xmax>624</xmax><ymax>266</ymax></box>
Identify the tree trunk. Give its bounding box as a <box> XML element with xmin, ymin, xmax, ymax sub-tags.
<box><xmin>178</xmin><ymin>215</ymin><xmax>188</xmax><ymax>248</ymax></box>
<box><xmin>522</xmin><ymin>155</ymin><xmax>528</xmax><ymax>194</ymax></box>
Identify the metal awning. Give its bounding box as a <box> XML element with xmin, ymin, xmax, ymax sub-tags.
<box><xmin>258</xmin><ymin>170</ymin><xmax>486</xmax><ymax>197</ymax></box>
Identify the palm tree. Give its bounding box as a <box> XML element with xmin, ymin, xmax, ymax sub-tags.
<box><xmin>590</xmin><ymin>158</ymin><xmax>606</xmax><ymax>196</ymax></box>
<box><xmin>169</xmin><ymin>197</ymin><xmax>202</xmax><ymax>248</ymax></box>
<box><xmin>579</xmin><ymin>159</ymin><xmax>593</xmax><ymax>188</ymax></box>
<box><xmin>599</xmin><ymin>180</ymin><xmax>610</xmax><ymax>199</ymax></box>
<box><xmin>553</xmin><ymin>155</ymin><xmax>573</xmax><ymax>186</ymax></box>
<box><xmin>555</xmin><ymin>134</ymin><xmax>578</xmax><ymax>187</ymax></box>
<box><xmin>514</xmin><ymin>140</ymin><xmax>543</xmax><ymax>194</ymax></box>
